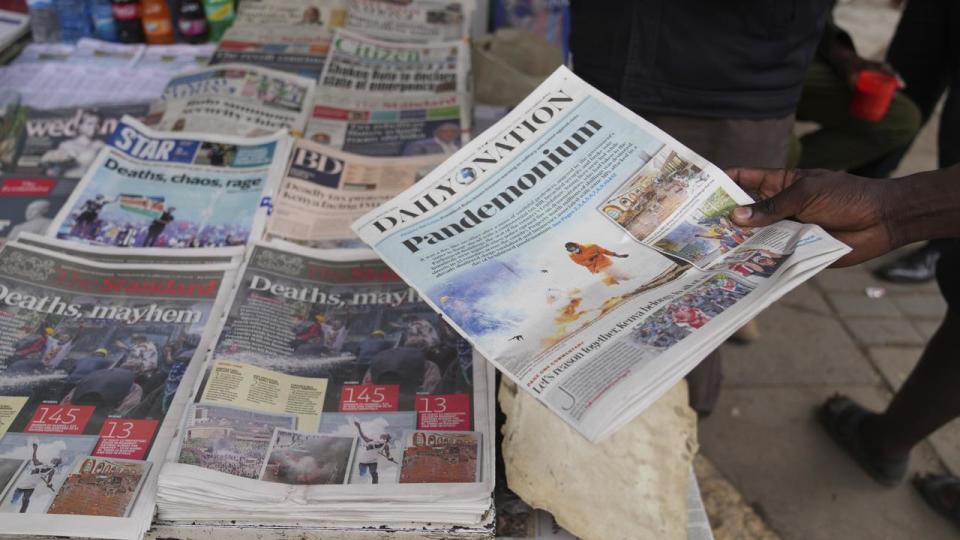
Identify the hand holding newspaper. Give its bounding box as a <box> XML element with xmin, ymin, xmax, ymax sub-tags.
<box><xmin>353</xmin><ymin>66</ymin><xmax>850</xmax><ymax>441</ymax></box>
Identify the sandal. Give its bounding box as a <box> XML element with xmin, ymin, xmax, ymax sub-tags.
<box><xmin>817</xmin><ymin>395</ymin><xmax>908</xmax><ymax>486</ymax></box>
<box><xmin>914</xmin><ymin>473</ymin><xmax>960</xmax><ymax>528</ymax></box>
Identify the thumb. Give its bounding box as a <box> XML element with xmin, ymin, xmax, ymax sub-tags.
<box><xmin>730</xmin><ymin>184</ymin><xmax>807</xmax><ymax>227</ymax></box>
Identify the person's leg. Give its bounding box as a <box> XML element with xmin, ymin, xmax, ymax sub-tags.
<box><xmin>369</xmin><ymin>462</ymin><xmax>379</xmax><ymax>484</ymax></box>
<box><xmin>858</xmin><ymin>308</ymin><xmax>960</xmax><ymax>461</ymax></box>
<box><xmin>796</xmin><ymin>61</ymin><xmax>921</xmax><ymax>171</ymax></box>
<box><xmin>19</xmin><ymin>488</ymin><xmax>32</xmax><ymax>513</ymax></box>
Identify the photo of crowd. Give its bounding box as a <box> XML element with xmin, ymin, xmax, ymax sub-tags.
<box><xmin>632</xmin><ymin>274</ymin><xmax>755</xmax><ymax>350</ymax></box>
<box><xmin>653</xmin><ymin>188</ymin><xmax>754</xmax><ymax>267</ymax></box>
<box><xmin>178</xmin><ymin>404</ymin><xmax>296</xmax><ymax>479</ymax></box>
<box><xmin>1</xmin><ymin>294</ymin><xmax>209</xmax><ymax>442</ymax></box>
<box><xmin>398</xmin><ymin>431</ymin><xmax>479</xmax><ymax>484</ymax></box>
<box><xmin>722</xmin><ymin>248</ymin><xmax>788</xmax><ymax>280</ymax></box>
<box><xmin>217</xmin><ymin>266</ymin><xmax>475</xmax><ymax>412</ymax></box>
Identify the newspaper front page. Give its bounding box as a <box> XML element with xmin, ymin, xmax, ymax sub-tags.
<box><xmin>0</xmin><ymin>238</ymin><xmax>237</xmax><ymax>539</ymax></box>
<box><xmin>353</xmin><ymin>66</ymin><xmax>850</xmax><ymax>441</ymax></box>
<box><xmin>306</xmin><ymin>29</ymin><xmax>470</xmax><ymax>156</ymax></box>
<box><xmin>0</xmin><ymin>103</ymin><xmax>150</xmax><ymax>243</ymax></box>
<box><xmin>344</xmin><ymin>0</ymin><xmax>469</xmax><ymax>43</ymax></box>
<box><xmin>211</xmin><ymin>25</ymin><xmax>333</xmax><ymax>80</ymax></box>
<box><xmin>234</xmin><ymin>0</ymin><xmax>347</xmax><ymax>27</ymax></box>
<box><xmin>147</xmin><ymin>64</ymin><xmax>317</xmax><ymax>137</ymax></box>
<box><xmin>47</xmin><ymin>117</ymin><xmax>288</xmax><ymax>250</ymax></box>
<box><xmin>266</xmin><ymin>137</ymin><xmax>443</xmax><ymax>249</ymax></box>
<box><xmin>158</xmin><ymin>241</ymin><xmax>494</xmax><ymax>516</ymax></box>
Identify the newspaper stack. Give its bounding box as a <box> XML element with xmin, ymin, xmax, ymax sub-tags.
<box><xmin>354</xmin><ymin>66</ymin><xmax>852</xmax><ymax>442</ymax></box>
<box><xmin>0</xmin><ymin>234</ymin><xmax>241</xmax><ymax>539</ymax></box>
<box><xmin>155</xmin><ymin>241</ymin><xmax>495</xmax><ymax>531</ymax></box>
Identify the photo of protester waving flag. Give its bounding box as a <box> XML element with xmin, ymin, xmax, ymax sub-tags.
<box><xmin>48</xmin><ymin>117</ymin><xmax>289</xmax><ymax>250</ymax></box>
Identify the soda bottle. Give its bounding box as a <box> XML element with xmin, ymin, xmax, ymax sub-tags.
<box><xmin>111</xmin><ymin>0</ymin><xmax>145</xmax><ymax>42</ymax></box>
<box><xmin>89</xmin><ymin>0</ymin><xmax>119</xmax><ymax>41</ymax></box>
<box><xmin>26</xmin><ymin>0</ymin><xmax>61</xmax><ymax>43</ymax></box>
<box><xmin>55</xmin><ymin>0</ymin><xmax>93</xmax><ymax>42</ymax></box>
<box><xmin>201</xmin><ymin>0</ymin><xmax>233</xmax><ymax>42</ymax></box>
<box><xmin>175</xmin><ymin>0</ymin><xmax>207</xmax><ymax>43</ymax></box>
<box><xmin>141</xmin><ymin>0</ymin><xmax>174</xmax><ymax>44</ymax></box>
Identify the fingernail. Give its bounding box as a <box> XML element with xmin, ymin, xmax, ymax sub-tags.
<box><xmin>732</xmin><ymin>207</ymin><xmax>752</xmax><ymax>221</ymax></box>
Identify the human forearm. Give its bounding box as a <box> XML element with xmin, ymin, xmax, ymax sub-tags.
<box><xmin>885</xmin><ymin>164</ymin><xmax>960</xmax><ymax>247</ymax></box>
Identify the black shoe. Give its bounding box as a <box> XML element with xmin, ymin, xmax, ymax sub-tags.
<box><xmin>874</xmin><ymin>245</ymin><xmax>941</xmax><ymax>283</ymax></box>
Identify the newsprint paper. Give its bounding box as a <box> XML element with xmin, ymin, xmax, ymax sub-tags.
<box><xmin>306</xmin><ymin>29</ymin><xmax>470</xmax><ymax>157</ymax></box>
<box><xmin>146</xmin><ymin>64</ymin><xmax>317</xmax><ymax>137</ymax></box>
<box><xmin>0</xmin><ymin>237</ymin><xmax>237</xmax><ymax>539</ymax></box>
<box><xmin>157</xmin><ymin>241</ymin><xmax>495</xmax><ymax>523</ymax></box>
<box><xmin>353</xmin><ymin>66</ymin><xmax>850</xmax><ymax>441</ymax></box>
<box><xmin>47</xmin><ymin>117</ymin><xmax>288</xmax><ymax>250</ymax></box>
<box><xmin>265</xmin><ymin>137</ymin><xmax>443</xmax><ymax>249</ymax></box>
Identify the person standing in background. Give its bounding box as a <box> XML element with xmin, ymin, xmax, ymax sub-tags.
<box><xmin>569</xmin><ymin>0</ymin><xmax>833</xmax><ymax>415</ymax></box>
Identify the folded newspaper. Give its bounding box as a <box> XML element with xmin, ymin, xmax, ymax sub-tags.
<box><xmin>156</xmin><ymin>241</ymin><xmax>495</xmax><ymax>529</ymax></box>
<box><xmin>146</xmin><ymin>64</ymin><xmax>317</xmax><ymax>137</ymax></box>
<box><xmin>343</xmin><ymin>0</ymin><xmax>470</xmax><ymax>43</ymax></box>
<box><xmin>353</xmin><ymin>66</ymin><xmax>851</xmax><ymax>442</ymax></box>
<box><xmin>265</xmin><ymin>136</ymin><xmax>443</xmax><ymax>249</ymax></box>
<box><xmin>0</xmin><ymin>236</ymin><xmax>239</xmax><ymax>539</ymax></box>
<box><xmin>47</xmin><ymin>117</ymin><xmax>288</xmax><ymax>250</ymax></box>
<box><xmin>306</xmin><ymin>29</ymin><xmax>471</xmax><ymax>156</ymax></box>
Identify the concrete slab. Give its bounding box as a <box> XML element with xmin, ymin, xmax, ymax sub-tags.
<box><xmin>814</xmin><ymin>267</ymin><xmax>940</xmax><ymax>295</ymax></box>
<box><xmin>826</xmin><ymin>292</ymin><xmax>901</xmax><ymax>318</ymax></box>
<box><xmin>912</xmin><ymin>320</ymin><xmax>941</xmax><ymax>341</ymax></box>
<box><xmin>867</xmin><ymin>346</ymin><xmax>922</xmax><ymax>389</ymax></box>
<box><xmin>699</xmin><ymin>387</ymin><xmax>955</xmax><ymax>540</ymax></box>
<box><xmin>890</xmin><ymin>294</ymin><xmax>948</xmax><ymax>320</ymax></box>
<box><xmin>866</xmin><ymin>347</ymin><xmax>960</xmax><ymax>477</ymax></box>
<box><xmin>722</xmin><ymin>305</ymin><xmax>881</xmax><ymax>387</ymax></box>
<box><xmin>776</xmin><ymin>283</ymin><xmax>832</xmax><ymax>316</ymax></box>
<box><xmin>843</xmin><ymin>319</ymin><xmax>925</xmax><ymax>347</ymax></box>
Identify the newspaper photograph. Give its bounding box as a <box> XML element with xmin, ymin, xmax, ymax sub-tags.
<box><xmin>306</xmin><ymin>29</ymin><xmax>470</xmax><ymax>156</ymax></box>
<box><xmin>352</xmin><ymin>66</ymin><xmax>850</xmax><ymax>441</ymax></box>
<box><xmin>234</xmin><ymin>0</ymin><xmax>347</xmax><ymax>27</ymax></box>
<box><xmin>0</xmin><ymin>103</ymin><xmax>150</xmax><ymax>243</ymax></box>
<box><xmin>266</xmin><ymin>137</ymin><xmax>443</xmax><ymax>249</ymax></box>
<box><xmin>0</xmin><ymin>239</ymin><xmax>237</xmax><ymax>538</ymax></box>
<box><xmin>211</xmin><ymin>25</ymin><xmax>333</xmax><ymax>80</ymax></box>
<box><xmin>344</xmin><ymin>0</ymin><xmax>469</xmax><ymax>43</ymax></box>
<box><xmin>163</xmin><ymin>240</ymin><xmax>493</xmax><ymax>498</ymax></box>
<box><xmin>146</xmin><ymin>64</ymin><xmax>317</xmax><ymax>137</ymax></box>
<box><xmin>48</xmin><ymin>117</ymin><xmax>288</xmax><ymax>250</ymax></box>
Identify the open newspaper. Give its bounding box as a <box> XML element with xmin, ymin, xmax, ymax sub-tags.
<box><xmin>211</xmin><ymin>25</ymin><xmax>333</xmax><ymax>80</ymax></box>
<box><xmin>0</xmin><ymin>237</ymin><xmax>238</xmax><ymax>539</ymax></box>
<box><xmin>146</xmin><ymin>64</ymin><xmax>317</xmax><ymax>137</ymax></box>
<box><xmin>157</xmin><ymin>241</ymin><xmax>494</xmax><ymax>525</ymax></box>
<box><xmin>47</xmin><ymin>117</ymin><xmax>289</xmax><ymax>250</ymax></box>
<box><xmin>306</xmin><ymin>29</ymin><xmax>470</xmax><ymax>156</ymax></box>
<box><xmin>265</xmin><ymin>137</ymin><xmax>443</xmax><ymax>249</ymax></box>
<box><xmin>343</xmin><ymin>0</ymin><xmax>470</xmax><ymax>43</ymax></box>
<box><xmin>234</xmin><ymin>0</ymin><xmax>347</xmax><ymax>27</ymax></box>
<box><xmin>353</xmin><ymin>66</ymin><xmax>850</xmax><ymax>442</ymax></box>
<box><xmin>0</xmin><ymin>103</ymin><xmax>149</xmax><ymax>242</ymax></box>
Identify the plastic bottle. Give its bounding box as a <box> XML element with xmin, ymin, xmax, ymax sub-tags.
<box><xmin>141</xmin><ymin>0</ymin><xmax>174</xmax><ymax>44</ymax></box>
<box><xmin>89</xmin><ymin>0</ymin><xmax>119</xmax><ymax>41</ymax></box>
<box><xmin>175</xmin><ymin>0</ymin><xmax>207</xmax><ymax>43</ymax></box>
<box><xmin>55</xmin><ymin>0</ymin><xmax>93</xmax><ymax>42</ymax></box>
<box><xmin>111</xmin><ymin>0</ymin><xmax>145</xmax><ymax>42</ymax></box>
<box><xmin>26</xmin><ymin>0</ymin><xmax>61</xmax><ymax>43</ymax></box>
<box><xmin>200</xmin><ymin>0</ymin><xmax>233</xmax><ymax>42</ymax></box>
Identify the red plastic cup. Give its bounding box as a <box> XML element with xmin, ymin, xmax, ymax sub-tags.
<box><xmin>850</xmin><ymin>70</ymin><xmax>898</xmax><ymax>122</ymax></box>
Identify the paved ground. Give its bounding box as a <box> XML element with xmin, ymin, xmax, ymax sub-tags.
<box><xmin>694</xmin><ymin>2</ymin><xmax>960</xmax><ymax>538</ymax></box>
